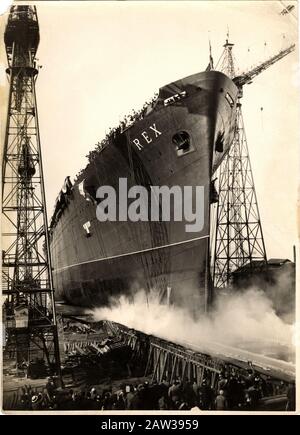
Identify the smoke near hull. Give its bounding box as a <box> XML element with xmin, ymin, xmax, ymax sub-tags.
<box><xmin>92</xmin><ymin>286</ymin><xmax>295</xmax><ymax>364</ymax></box>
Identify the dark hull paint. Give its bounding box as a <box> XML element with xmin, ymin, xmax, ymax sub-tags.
<box><xmin>49</xmin><ymin>71</ymin><xmax>238</xmax><ymax>314</ymax></box>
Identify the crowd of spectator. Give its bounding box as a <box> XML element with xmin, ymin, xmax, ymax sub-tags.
<box><xmin>15</xmin><ymin>368</ymin><xmax>295</xmax><ymax>411</ymax></box>
<box><xmin>80</xmin><ymin>93</ymin><xmax>159</xmax><ymax>168</ymax></box>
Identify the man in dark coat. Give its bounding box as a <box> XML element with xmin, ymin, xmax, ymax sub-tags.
<box><xmin>286</xmin><ymin>382</ymin><xmax>295</xmax><ymax>411</ymax></box>
<box><xmin>199</xmin><ymin>379</ymin><xmax>214</xmax><ymax>410</ymax></box>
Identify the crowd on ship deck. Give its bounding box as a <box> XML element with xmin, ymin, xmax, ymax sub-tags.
<box><xmin>82</xmin><ymin>93</ymin><xmax>159</xmax><ymax>167</ymax></box>
<box><xmin>14</xmin><ymin>368</ymin><xmax>295</xmax><ymax>411</ymax></box>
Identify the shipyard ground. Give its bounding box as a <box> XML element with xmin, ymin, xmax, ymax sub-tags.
<box><xmin>2</xmin><ymin>313</ymin><xmax>295</xmax><ymax>412</ymax></box>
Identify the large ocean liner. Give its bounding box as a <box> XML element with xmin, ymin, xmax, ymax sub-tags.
<box><xmin>49</xmin><ymin>65</ymin><xmax>239</xmax><ymax>314</ymax></box>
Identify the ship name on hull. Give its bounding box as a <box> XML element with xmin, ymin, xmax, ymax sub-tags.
<box><xmin>132</xmin><ymin>123</ymin><xmax>162</xmax><ymax>151</ymax></box>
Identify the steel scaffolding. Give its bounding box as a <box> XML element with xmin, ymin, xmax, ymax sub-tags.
<box><xmin>212</xmin><ymin>37</ymin><xmax>268</xmax><ymax>290</ymax></box>
<box><xmin>212</xmin><ymin>103</ymin><xmax>267</xmax><ymax>289</ymax></box>
<box><xmin>2</xmin><ymin>5</ymin><xmax>61</xmax><ymax>377</ymax></box>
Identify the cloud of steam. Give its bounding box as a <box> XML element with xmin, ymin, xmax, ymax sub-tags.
<box><xmin>92</xmin><ymin>287</ymin><xmax>295</xmax><ymax>363</ymax></box>
<box><xmin>263</xmin><ymin>265</ymin><xmax>295</xmax><ymax>324</ymax></box>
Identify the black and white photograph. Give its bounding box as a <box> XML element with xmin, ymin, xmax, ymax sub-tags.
<box><xmin>0</xmin><ymin>0</ymin><xmax>298</xmax><ymax>415</ymax></box>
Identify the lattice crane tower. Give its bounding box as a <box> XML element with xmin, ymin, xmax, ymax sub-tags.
<box><xmin>211</xmin><ymin>36</ymin><xmax>294</xmax><ymax>289</ymax></box>
<box><xmin>2</xmin><ymin>5</ymin><xmax>61</xmax><ymax>376</ymax></box>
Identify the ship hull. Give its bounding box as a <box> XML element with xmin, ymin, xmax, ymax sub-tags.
<box><xmin>49</xmin><ymin>71</ymin><xmax>238</xmax><ymax>315</ymax></box>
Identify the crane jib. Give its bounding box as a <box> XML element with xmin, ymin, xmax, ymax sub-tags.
<box><xmin>233</xmin><ymin>43</ymin><xmax>296</xmax><ymax>87</ymax></box>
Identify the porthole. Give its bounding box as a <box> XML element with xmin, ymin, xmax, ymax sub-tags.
<box><xmin>172</xmin><ymin>131</ymin><xmax>192</xmax><ymax>156</ymax></box>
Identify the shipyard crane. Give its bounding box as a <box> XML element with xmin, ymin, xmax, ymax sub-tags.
<box><xmin>233</xmin><ymin>43</ymin><xmax>296</xmax><ymax>87</ymax></box>
<box><xmin>211</xmin><ymin>38</ymin><xmax>296</xmax><ymax>292</ymax></box>
<box><xmin>2</xmin><ymin>5</ymin><xmax>62</xmax><ymax>380</ymax></box>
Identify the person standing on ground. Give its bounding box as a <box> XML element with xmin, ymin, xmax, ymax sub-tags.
<box><xmin>215</xmin><ymin>390</ymin><xmax>228</xmax><ymax>411</ymax></box>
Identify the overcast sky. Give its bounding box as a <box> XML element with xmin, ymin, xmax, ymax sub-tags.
<box><xmin>0</xmin><ymin>0</ymin><xmax>298</xmax><ymax>260</ymax></box>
